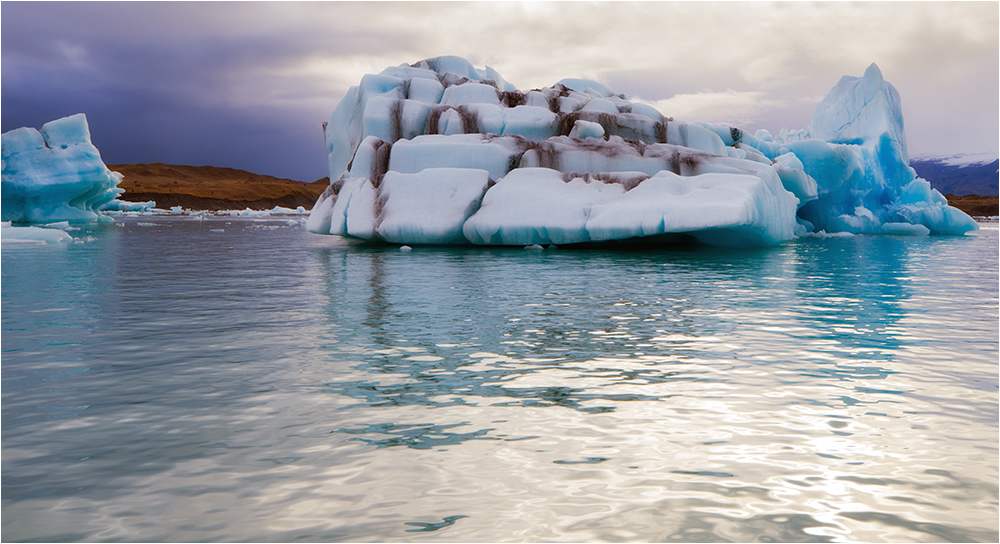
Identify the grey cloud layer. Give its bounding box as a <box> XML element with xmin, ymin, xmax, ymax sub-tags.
<box><xmin>2</xmin><ymin>1</ymin><xmax>996</xmax><ymax>181</ymax></box>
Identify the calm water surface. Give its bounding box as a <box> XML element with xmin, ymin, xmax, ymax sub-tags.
<box><xmin>2</xmin><ymin>216</ymin><xmax>997</xmax><ymax>542</ymax></box>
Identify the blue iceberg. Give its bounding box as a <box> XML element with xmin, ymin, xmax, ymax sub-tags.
<box><xmin>308</xmin><ymin>57</ymin><xmax>976</xmax><ymax>247</ymax></box>
<box><xmin>725</xmin><ymin>63</ymin><xmax>977</xmax><ymax>236</ymax></box>
<box><xmin>2</xmin><ymin>114</ymin><xmax>125</xmax><ymax>224</ymax></box>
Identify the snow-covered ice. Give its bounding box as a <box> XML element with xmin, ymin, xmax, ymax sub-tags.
<box><xmin>1</xmin><ymin>114</ymin><xmax>130</xmax><ymax>224</ymax></box>
<box><xmin>0</xmin><ymin>221</ymin><xmax>73</xmax><ymax>244</ymax></box>
<box><xmin>308</xmin><ymin>57</ymin><xmax>976</xmax><ymax>246</ymax></box>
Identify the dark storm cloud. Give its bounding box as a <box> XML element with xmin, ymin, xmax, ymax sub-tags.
<box><xmin>1</xmin><ymin>1</ymin><xmax>417</xmax><ymax>181</ymax></box>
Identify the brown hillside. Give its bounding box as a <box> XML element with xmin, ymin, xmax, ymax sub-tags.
<box><xmin>108</xmin><ymin>163</ymin><xmax>329</xmax><ymax>210</ymax></box>
<box><xmin>945</xmin><ymin>194</ymin><xmax>999</xmax><ymax>217</ymax></box>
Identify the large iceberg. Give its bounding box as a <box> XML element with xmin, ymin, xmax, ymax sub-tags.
<box><xmin>308</xmin><ymin>56</ymin><xmax>976</xmax><ymax>247</ymax></box>
<box><xmin>2</xmin><ymin>114</ymin><xmax>124</xmax><ymax>224</ymax></box>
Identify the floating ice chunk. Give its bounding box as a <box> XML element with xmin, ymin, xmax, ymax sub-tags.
<box><xmin>1</xmin><ymin>224</ymin><xmax>73</xmax><ymax>244</ymax></box>
<box><xmin>100</xmin><ymin>199</ymin><xmax>155</xmax><ymax>212</ymax></box>
<box><xmin>229</xmin><ymin>208</ymin><xmax>272</xmax><ymax>218</ymax></box>
<box><xmin>268</xmin><ymin>205</ymin><xmax>308</xmax><ymax>215</ymax></box>
<box><xmin>2</xmin><ymin>114</ymin><xmax>122</xmax><ymax>224</ymax></box>
<box><xmin>377</xmin><ymin>168</ymin><xmax>490</xmax><ymax>244</ymax></box>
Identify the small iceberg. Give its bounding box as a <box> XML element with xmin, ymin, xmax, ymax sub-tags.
<box><xmin>2</xmin><ymin>114</ymin><xmax>125</xmax><ymax>224</ymax></box>
<box><xmin>1</xmin><ymin>221</ymin><xmax>72</xmax><ymax>244</ymax></box>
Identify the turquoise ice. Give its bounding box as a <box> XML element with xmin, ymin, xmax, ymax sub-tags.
<box><xmin>1</xmin><ymin>114</ymin><xmax>124</xmax><ymax>224</ymax></box>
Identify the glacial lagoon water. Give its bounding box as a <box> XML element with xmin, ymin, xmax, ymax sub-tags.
<box><xmin>2</xmin><ymin>215</ymin><xmax>997</xmax><ymax>542</ymax></box>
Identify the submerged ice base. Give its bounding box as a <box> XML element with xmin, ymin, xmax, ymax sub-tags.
<box><xmin>308</xmin><ymin>56</ymin><xmax>976</xmax><ymax>247</ymax></box>
<box><xmin>2</xmin><ymin>114</ymin><xmax>128</xmax><ymax>224</ymax></box>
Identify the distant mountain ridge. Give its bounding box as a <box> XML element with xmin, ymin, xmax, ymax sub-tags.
<box><xmin>909</xmin><ymin>155</ymin><xmax>999</xmax><ymax>197</ymax></box>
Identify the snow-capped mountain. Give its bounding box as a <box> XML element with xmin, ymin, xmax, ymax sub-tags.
<box><xmin>910</xmin><ymin>154</ymin><xmax>998</xmax><ymax>196</ymax></box>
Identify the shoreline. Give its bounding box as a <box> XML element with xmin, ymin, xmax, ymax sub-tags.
<box><xmin>942</xmin><ymin>194</ymin><xmax>999</xmax><ymax>218</ymax></box>
<box><xmin>108</xmin><ymin>162</ymin><xmax>998</xmax><ymax>217</ymax></box>
<box><xmin>108</xmin><ymin>163</ymin><xmax>328</xmax><ymax>211</ymax></box>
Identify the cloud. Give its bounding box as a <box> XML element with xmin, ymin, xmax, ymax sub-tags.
<box><xmin>636</xmin><ymin>90</ymin><xmax>788</xmax><ymax>128</ymax></box>
<box><xmin>2</xmin><ymin>1</ymin><xmax>997</xmax><ymax>180</ymax></box>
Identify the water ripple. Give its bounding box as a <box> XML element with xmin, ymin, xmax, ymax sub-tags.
<box><xmin>2</xmin><ymin>217</ymin><xmax>996</xmax><ymax>542</ymax></box>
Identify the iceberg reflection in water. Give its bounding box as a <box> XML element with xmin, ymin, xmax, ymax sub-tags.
<box><xmin>2</xmin><ymin>216</ymin><xmax>997</xmax><ymax>542</ymax></box>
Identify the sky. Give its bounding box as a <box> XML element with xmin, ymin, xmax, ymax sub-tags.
<box><xmin>2</xmin><ymin>1</ymin><xmax>997</xmax><ymax>182</ymax></box>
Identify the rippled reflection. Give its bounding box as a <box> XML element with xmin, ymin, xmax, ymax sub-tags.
<box><xmin>2</xmin><ymin>217</ymin><xmax>997</xmax><ymax>542</ymax></box>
